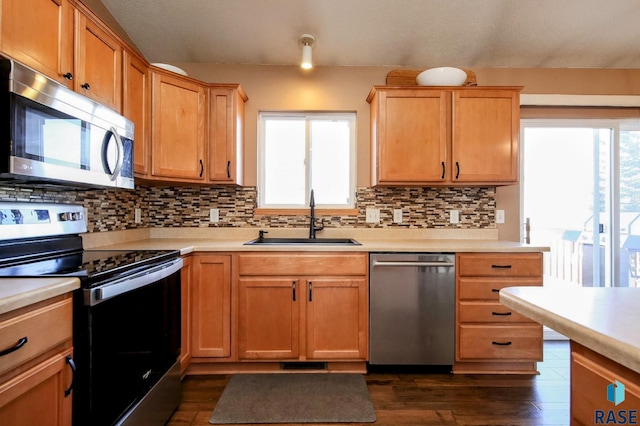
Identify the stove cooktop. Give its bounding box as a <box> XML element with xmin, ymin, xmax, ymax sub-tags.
<box><xmin>0</xmin><ymin>249</ymin><xmax>180</xmax><ymax>288</ymax></box>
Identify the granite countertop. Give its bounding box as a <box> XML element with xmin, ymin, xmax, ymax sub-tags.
<box><xmin>0</xmin><ymin>277</ymin><xmax>80</xmax><ymax>315</ymax></box>
<box><xmin>500</xmin><ymin>286</ymin><xmax>640</xmax><ymax>374</ymax></box>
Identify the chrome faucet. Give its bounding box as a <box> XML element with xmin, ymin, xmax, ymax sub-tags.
<box><xmin>309</xmin><ymin>189</ymin><xmax>324</xmax><ymax>239</ymax></box>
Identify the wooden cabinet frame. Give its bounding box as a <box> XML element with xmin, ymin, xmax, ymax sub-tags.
<box><xmin>236</xmin><ymin>253</ymin><xmax>368</xmax><ymax>363</ymax></box>
<box><xmin>454</xmin><ymin>252</ymin><xmax>543</xmax><ymax>374</ymax></box>
<box><xmin>368</xmin><ymin>86</ymin><xmax>522</xmax><ymax>186</ymax></box>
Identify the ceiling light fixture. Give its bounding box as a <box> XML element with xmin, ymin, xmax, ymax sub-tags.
<box><xmin>299</xmin><ymin>34</ymin><xmax>316</xmax><ymax>69</ymax></box>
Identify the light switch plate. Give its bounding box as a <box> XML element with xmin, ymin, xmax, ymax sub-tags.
<box><xmin>496</xmin><ymin>209</ymin><xmax>505</xmax><ymax>224</ymax></box>
<box><xmin>393</xmin><ymin>209</ymin><xmax>403</xmax><ymax>223</ymax></box>
<box><xmin>209</xmin><ymin>208</ymin><xmax>219</xmax><ymax>223</ymax></box>
<box><xmin>134</xmin><ymin>208</ymin><xmax>142</xmax><ymax>224</ymax></box>
<box><xmin>366</xmin><ymin>208</ymin><xmax>380</xmax><ymax>223</ymax></box>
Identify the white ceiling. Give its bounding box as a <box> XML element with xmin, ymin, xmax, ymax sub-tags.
<box><xmin>101</xmin><ymin>0</ymin><xmax>640</xmax><ymax>69</ymax></box>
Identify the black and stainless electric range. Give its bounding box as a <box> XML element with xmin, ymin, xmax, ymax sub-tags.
<box><xmin>0</xmin><ymin>202</ymin><xmax>183</xmax><ymax>426</ymax></box>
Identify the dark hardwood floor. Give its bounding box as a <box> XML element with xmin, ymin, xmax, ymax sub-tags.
<box><xmin>167</xmin><ymin>341</ymin><xmax>570</xmax><ymax>426</ymax></box>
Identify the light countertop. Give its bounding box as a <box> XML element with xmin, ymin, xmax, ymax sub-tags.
<box><xmin>500</xmin><ymin>286</ymin><xmax>640</xmax><ymax>374</ymax></box>
<box><xmin>0</xmin><ymin>277</ymin><xmax>80</xmax><ymax>315</ymax></box>
<box><xmin>81</xmin><ymin>227</ymin><xmax>549</xmax><ymax>254</ymax></box>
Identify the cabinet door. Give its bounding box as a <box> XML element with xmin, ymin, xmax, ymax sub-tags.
<box><xmin>75</xmin><ymin>12</ymin><xmax>122</xmax><ymax>110</ymax></box>
<box><xmin>123</xmin><ymin>51</ymin><xmax>150</xmax><ymax>176</ymax></box>
<box><xmin>208</xmin><ymin>86</ymin><xmax>245</xmax><ymax>184</ymax></box>
<box><xmin>151</xmin><ymin>71</ymin><xmax>207</xmax><ymax>181</ymax></box>
<box><xmin>372</xmin><ymin>89</ymin><xmax>448</xmax><ymax>185</ymax></box>
<box><xmin>192</xmin><ymin>255</ymin><xmax>231</xmax><ymax>358</ymax></box>
<box><xmin>179</xmin><ymin>256</ymin><xmax>193</xmax><ymax>372</ymax></box>
<box><xmin>0</xmin><ymin>348</ymin><xmax>73</xmax><ymax>426</ymax></box>
<box><xmin>571</xmin><ymin>343</ymin><xmax>640</xmax><ymax>425</ymax></box>
<box><xmin>452</xmin><ymin>89</ymin><xmax>519</xmax><ymax>183</ymax></box>
<box><xmin>238</xmin><ymin>278</ymin><xmax>299</xmax><ymax>360</ymax></box>
<box><xmin>305</xmin><ymin>278</ymin><xmax>368</xmax><ymax>360</ymax></box>
<box><xmin>0</xmin><ymin>0</ymin><xmax>74</xmax><ymax>88</ymax></box>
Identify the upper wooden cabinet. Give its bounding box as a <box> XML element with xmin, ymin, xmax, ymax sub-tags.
<box><xmin>146</xmin><ymin>71</ymin><xmax>248</xmax><ymax>185</ymax></box>
<box><xmin>123</xmin><ymin>51</ymin><xmax>151</xmax><ymax>176</ymax></box>
<box><xmin>150</xmin><ymin>70</ymin><xmax>207</xmax><ymax>182</ymax></box>
<box><xmin>368</xmin><ymin>86</ymin><xmax>521</xmax><ymax>186</ymax></box>
<box><xmin>1</xmin><ymin>0</ymin><xmax>123</xmax><ymax>111</ymax></box>
<box><xmin>1</xmin><ymin>0</ymin><xmax>75</xmax><ymax>88</ymax></box>
<box><xmin>74</xmin><ymin>11</ymin><xmax>122</xmax><ymax>111</ymax></box>
<box><xmin>208</xmin><ymin>85</ymin><xmax>247</xmax><ymax>185</ymax></box>
<box><xmin>452</xmin><ymin>89</ymin><xmax>520</xmax><ymax>183</ymax></box>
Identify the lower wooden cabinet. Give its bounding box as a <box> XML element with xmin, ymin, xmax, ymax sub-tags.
<box><xmin>455</xmin><ymin>252</ymin><xmax>543</xmax><ymax>373</ymax></box>
<box><xmin>0</xmin><ymin>295</ymin><xmax>74</xmax><ymax>426</ymax></box>
<box><xmin>0</xmin><ymin>348</ymin><xmax>73</xmax><ymax>425</ymax></box>
<box><xmin>237</xmin><ymin>253</ymin><xmax>368</xmax><ymax>362</ymax></box>
<box><xmin>191</xmin><ymin>254</ymin><xmax>232</xmax><ymax>358</ymax></box>
<box><xmin>571</xmin><ymin>342</ymin><xmax>640</xmax><ymax>425</ymax></box>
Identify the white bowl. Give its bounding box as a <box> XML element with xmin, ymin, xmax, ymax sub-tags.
<box><xmin>416</xmin><ymin>67</ymin><xmax>467</xmax><ymax>86</ymax></box>
<box><xmin>151</xmin><ymin>63</ymin><xmax>188</xmax><ymax>76</ymax></box>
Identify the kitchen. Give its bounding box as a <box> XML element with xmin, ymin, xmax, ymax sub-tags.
<box><xmin>1</xmin><ymin>0</ymin><xmax>640</xmax><ymax>425</ymax></box>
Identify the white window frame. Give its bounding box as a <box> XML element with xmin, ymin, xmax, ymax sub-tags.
<box><xmin>257</xmin><ymin>111</ymin><xmax>357</xmax><ymax>209</ymax></box>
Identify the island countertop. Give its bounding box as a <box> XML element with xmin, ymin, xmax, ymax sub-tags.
<box><xmin>500</xmin><ymin>286</ymin><xmax>640</xmax><ymax>374</ymax></box>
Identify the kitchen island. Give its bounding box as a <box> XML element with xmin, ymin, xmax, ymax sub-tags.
<box><xmin>500</xmin><ymin>286</ymin><xmax>640</xmax><ymax>425</ymax></box>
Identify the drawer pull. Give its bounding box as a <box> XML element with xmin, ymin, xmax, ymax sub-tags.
<box><xmin>492</xmin><ymin>341</ymin><xmax>512</xmax><ymax>346</ymax></box>
<box><xmin>65</xmin><ymin>355</ymin><xmax>76</xmax><ymax>397</ymax></box>
<box><xmin>491</xmin><ymin>264</ymin><xmax>512</xmax><ymax>269</ymax></box>
<box><xmin>492</xmin><ymin>311</ymin><xmax>512</xmax><ymax>316</ymax></box>
<box><xmin>0</xmin><ymin>336</ymin><xmax>28</xmax><ymax>357</ymax></box>
<box><xmin>292</xmin><ymin>281</ymin><xmax>296</xmax><ymax>301</ymax></box>
<box><xmin>491</xmin><ymin>289</ymin><xmax>500</xmax><ymax>293</ymax></box>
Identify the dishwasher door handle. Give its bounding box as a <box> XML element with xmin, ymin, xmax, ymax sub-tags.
<box><xmin>372</xmin><ymin>260</ymin><xmax>455</xmax><ymax>268</ymax></box>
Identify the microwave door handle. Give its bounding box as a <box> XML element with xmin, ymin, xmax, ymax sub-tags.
<box><xmin>101</xmin><ymin>127</ymin><xmax>124</xmax><ymax>181</ymax></box>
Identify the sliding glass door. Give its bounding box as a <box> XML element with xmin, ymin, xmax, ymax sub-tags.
<box><xmin>522</xmin><ymin>121</ymin><xmax>640</xmax><ymax>287</ymax></box>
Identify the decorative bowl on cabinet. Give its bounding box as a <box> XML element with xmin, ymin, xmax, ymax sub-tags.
<box><xmin>416</xmin><ymin>67</ymin><xmax>467</xmax><ymax>86</ymax></box>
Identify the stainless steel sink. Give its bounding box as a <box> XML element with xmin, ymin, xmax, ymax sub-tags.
<box><xmin>244</xmin><ymin>237</ymin><xmax>361</xmax><ymax>246</ymax></box>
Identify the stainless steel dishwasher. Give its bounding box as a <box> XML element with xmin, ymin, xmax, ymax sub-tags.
<box><xmin>369</xmin><ymin>253</ymin><xmax>456</xmax><ymax>365</ymax></box>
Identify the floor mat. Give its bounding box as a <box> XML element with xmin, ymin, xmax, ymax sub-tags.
<box><xmin>209</xmin><ymin>373</ymin><xmax>376</xmax><ymax>424</ymax></box>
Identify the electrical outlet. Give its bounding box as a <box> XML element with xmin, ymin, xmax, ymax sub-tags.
<box><xmin>450</xmin><ymin>210</ymin><xmax>459</xmax><ymax>224</ymax></box>
<box><xmin>134</xmin><ymin>208</ymin><xmax>142</xmax><ymax>224</ymax></box>
<box><xmin>393</xmin><ymin>209</ymin><xmax>403</xmax><ymax>224</ymax></box>
<box><xmin>496</xmin><ymin>209</ymin><xmax>505</xmax><ymax>224</ymax></box>
<box><xmin>366</xmin><ymin>208</ymin><xmax>380</xmax><ymax>223</ymax></box>
<box><xmin>209</xmin><ymin>208</ymin><xmax>219</xmax><ymax>223</ymax></box>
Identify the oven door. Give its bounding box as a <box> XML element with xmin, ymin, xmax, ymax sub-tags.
<box><xmin>73</xmin><ymin>259</ymin><xmax>182</xmax><ymax>426</ymax></box>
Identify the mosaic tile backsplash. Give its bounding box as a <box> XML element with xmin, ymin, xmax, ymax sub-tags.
<box><xmin>0</xmin><ymin>184</ymin><xmax>496</xmax><ymax>233</ymax></box>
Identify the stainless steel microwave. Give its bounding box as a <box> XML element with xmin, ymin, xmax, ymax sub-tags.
<box><xmin>0</xmin><ymin>56</ymin><xmax>134</xmax><ymax>189</ymax></box>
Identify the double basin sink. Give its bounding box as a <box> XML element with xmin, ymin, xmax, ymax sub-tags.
<box><xmin>244</xmin><ymin>237</ymin><xmax>361</xmax><ymax>246</ymax></box>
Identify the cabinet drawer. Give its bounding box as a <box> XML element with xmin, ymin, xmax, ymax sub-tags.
<box><xmin>0</xmin><ymin>299</ymin><xmax>72</xmax><ymax>377</ymax></box>
<box><xmin>457</xmin><ymin>325</ymin><xmax>542</xmax><ymax>361</ymax></box>
<box><xmin>458</xmin><ymin>253</ymin><xmax>542</xmax><ymax>277</ymax></box>
<box><xmin>458</xmin><ymin>278</ymin><xmax>542</xmax><ymax>300</ymax></box>
<box><xmin>238</xmin><ymin>253</ymin><xmax>368</xmax><ymax>276</ymax></box>
<box><xmin>458</xmin><ymin>301</ymin><xmax>537</xmax><ymax>323</ymax></box>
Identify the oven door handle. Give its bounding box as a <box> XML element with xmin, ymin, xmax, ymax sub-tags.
<box><xmin>84</xmin><ymin>258</ymin><xmax>183</xmax><ymax>306</ymax></box>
